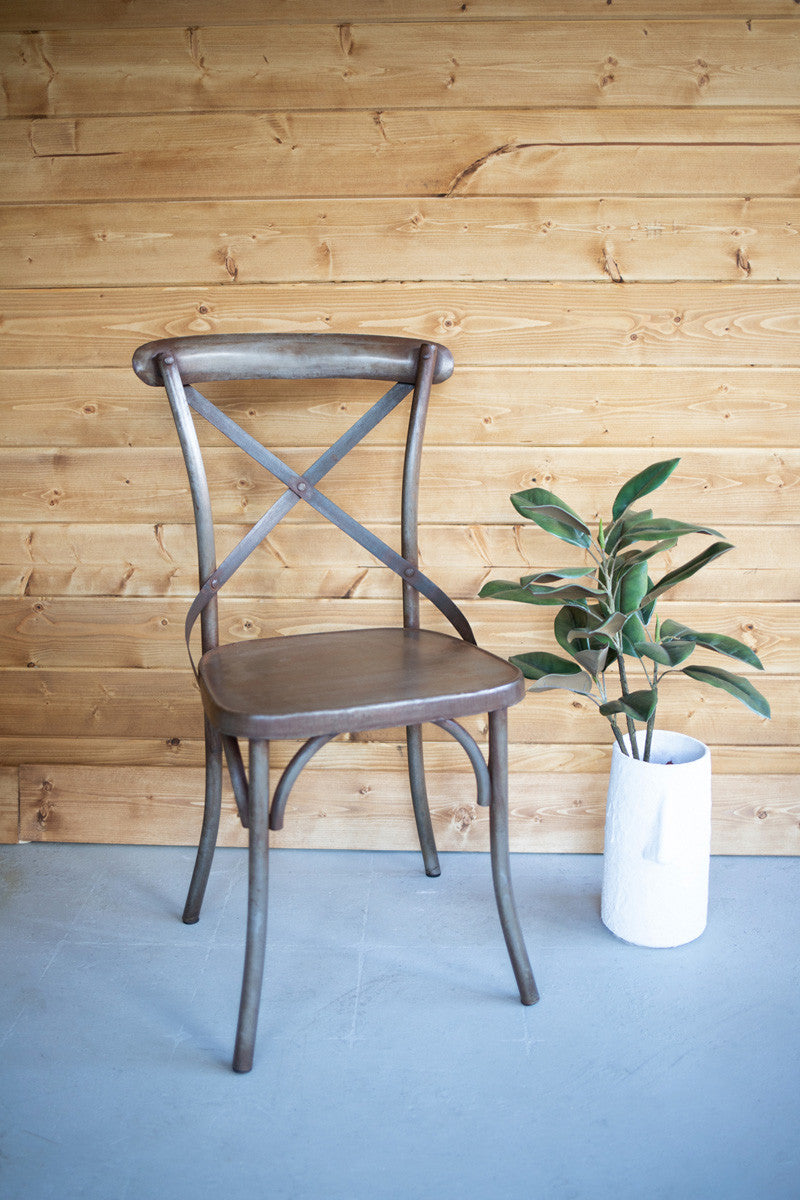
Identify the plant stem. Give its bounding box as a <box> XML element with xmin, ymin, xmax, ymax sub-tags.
<box><xmin>616</xmin><ymin>654</ymin><xmax>640</xmax><ymax>759</ymax></box>
<box><xmin>643</xmin><ymin>715</ymin><xmax>655</xmax><ymax>762</ymax></box>
<box><xmin>610</xmin><ymin>720</ymin><xmax>629</xmax><ymax>756</ymax></box>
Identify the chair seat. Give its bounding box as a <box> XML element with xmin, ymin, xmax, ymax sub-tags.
<box><xmin>198</xmin><ymin>627</ymin><xmax>524</xmax><ymax>740</ymax></box>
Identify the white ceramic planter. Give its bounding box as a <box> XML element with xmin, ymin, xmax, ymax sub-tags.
<box><xmin>601</xmin><ymin>730</ymin><xmax>712</xmax><ymax>948</ymax></box>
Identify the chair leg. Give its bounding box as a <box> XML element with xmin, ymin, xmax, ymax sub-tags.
<box><xmin>406</xmin><ymin>724</ymin><xmax>441</xmax><ymax>878</ymax></box>
<box><xmin>233</xmin><ymin>739</ymin><xmax>270</xmax><ymax>1073</ymax></box>
<box><xmin>182</xmin><ymin>720</ymin><xmax>223</xmax><ymax>925</ymax></box>
<box><xmin>488</xmin><ymin>709</ymin><xmax>539</xmax><ymax>1006</ymax></box>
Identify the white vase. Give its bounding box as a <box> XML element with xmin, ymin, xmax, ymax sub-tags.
<box><xmin>601</xmin><ymin>730</ymin><xmax>712</xmax><ymax>948</ymax></box>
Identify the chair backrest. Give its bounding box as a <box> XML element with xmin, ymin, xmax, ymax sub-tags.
<box><xmin>131</xmin><ymin>333</ymin><xmax>474</xmax><ymax>664</ymax></box>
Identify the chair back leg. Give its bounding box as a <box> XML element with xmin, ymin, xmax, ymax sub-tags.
<box><xmin>488</xmin><ymin>708</ymin><xmax>540</xmax><ymax>1006</ymax></box>
<box><xmin>405</xmin><ymin>724</ymin><xmax>441</xmax><ymax>878</ymax></box>
<box><xmin>182</xmin><ymin>721</ymin><xmax>223</xmax><ymax>925</ymax></box>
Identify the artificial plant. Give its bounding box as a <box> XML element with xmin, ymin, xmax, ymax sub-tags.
<box><xmin>479</xmin><ymin>458</ymin><xmax>770</xmax><ymax>761</ymax></box>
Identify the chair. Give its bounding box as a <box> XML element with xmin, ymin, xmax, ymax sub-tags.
<box><xmin>132</xmin><ymin>333</ymin><xmax>538</xmax><ymax>1072</ymax></box>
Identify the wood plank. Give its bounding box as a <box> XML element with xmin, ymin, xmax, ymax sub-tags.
<box><xmin>2</xmin><ymin>736</ymin><xmax>796</xmax><ymax>774</ymax></box>
<box><xmin>4</xmin><ymin>366</ymin><xmax>799</xmax><ymax>450</ymax></box>
<box><xmin>2</xmin><ymin>522</ymin><xmax>795</xmax><ymax>602</ymax></box>
<box><xmin>3</xmin><ymin>283</ymin><xmax>800</xmax><ymax>369</ymax></box>
<box><xmin>1</xmin><ymin>669</ymin><xmax>791</xmax><ymax>744</ymax></box>
<box><xmin>3</xmin><ymin>21</ymin><xmax>799</xmax><ymax>116</ymax></box>
<box><xmin>18</xmin><ymin>763</ymin><xmax>800</xmax><ymax>854</ymax></box>
<box><xmin>2</xmin><ymin>3</ymin><xmax>797</xmax><ymax>31</ymax></box>
<box><xmin>0</xmin><ymin>766</ymin><xmax>18</xmax><ymax>843</ymax></box>
<box><xmin>6</xmin><ymin>199</ymin><xmax>800</xmax><ymax>287</ymax></box>
<box><xmin>0</xmin><ymin>597</ymin><xmax>794</xmax><ymax>673</ymax></box>
<box><xmin>4</xmin><ymin>110</ymin><xmax>800</xmax><ymax>204</ymax></box>
<box><xmin>1</xmin><ymin>445</ymin><xmax>796</xmax><ymax>525</ymax></box>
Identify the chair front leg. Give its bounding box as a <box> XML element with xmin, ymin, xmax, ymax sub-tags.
<box><xmin>183</xmin><ymin>718</ymin><xmax>223</xmax><ymax>925</ymax></box>
<box><xmin>406</xmin><ymin>724</ymin><xmax>441</xmax><ymax>877</ymax></box>
<box><xmin>233</xmin><ymin>739</ymin><xmax>270</xmax><ymax>1073</ymax></box>
<box><xmin>488</xmin><ymin>708</ymin><xmax>539</xmax><ymax>1006</ymax></box>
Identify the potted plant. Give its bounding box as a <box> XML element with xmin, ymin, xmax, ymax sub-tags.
<box><xmin>479</xmin><ymin>458</ymin><xmax>770</xmax><ymax>947</ymax></box>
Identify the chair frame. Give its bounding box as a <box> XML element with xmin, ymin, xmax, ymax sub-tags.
<box><xmin>132</xmin><ymin>333</ymin><xmax>538</xmax><ymax>1071</ymax></box>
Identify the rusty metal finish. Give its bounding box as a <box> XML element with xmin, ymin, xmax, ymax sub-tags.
<box><xmin>199</xmin><ymin>627</ymin><xmax>523</xmax><ymax>740</ymax></box>
<box><xmin>222</xmin><ymin>734</ymin><xmax>249</xmax><ymax>829</ymax></box>
<box><xmin>489</xmin><ymin>709</ymin><xmax>539</xmax><ymax>1006</ymax></box>
<box><xmin>401</xmin><ymin>343</ymin><xmax>436</xmax><ymax>632</ymax></box>
<box><xmin>132</xmin><ymin>331</ymin><xmax>537</xmax><ymax>1072</ymax></box>
<box><xmin>132</xmin><ymin>332</ymin><xmax>454</xmax><ymax>388</ymax></box>
<box><xmin>269</xmin><ymin>733</ymin><xmax>337</xmax><ymax>832</ymax></box>
<box><xmin>233</xmin><ymin>738</ymin><xmax>270</xmax><ymax>1075</ymax></box>
<box><xmin>181</xmin><ymin>719</ymin><xmax>223</xmax><ymax>926</ymax></box>
<box><xmin>433</xmin><ymin>718</ymin><xmax>491</xmax><ymax>808</ymax></box>
<box><xmin>406</xmin><ymin>723</ymin><xmax>441</xmax><ymax>878</ymax></box>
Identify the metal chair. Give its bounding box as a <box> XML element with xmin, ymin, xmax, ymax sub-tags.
<box><xmin>132</xmin><ymin>333</ymin><xmax>538</xmax><ymax>1072</ymax></box>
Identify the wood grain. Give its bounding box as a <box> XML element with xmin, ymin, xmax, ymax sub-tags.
<box><xmin>2</xmin><ymin>445</ymin><xmax>795</xmax><ymax>525</ymax></box>
<box><xmin>3</xmin><ymin>21</ymin><xmax>799</xmax><ymax>116</ymax></box>
<box><xmin>2</xmin><ymin>736</ymin><xmax>796</xmax><ymax>774</ymax></box>
<box><xmin>18</xmin><ymin>762</ymin><xmax>799</xmax><ymax>854</ymax></box>
<box><xmin>6</xmin><ymin>199</ymin><xmax>800</xmax><ymax>287</ymax></box>
<box><xmin>4</xmin><ymin>366</ymin><xmax>799</xmax><ymax>449</ymax></box>
<box><xmin>1</xmin><ymin>669</ymin><xmax>790</xmax><ymax>744</ymax></box>
<box><xmin>0</xmin><ymin>767</ymin><xmax>18</xmax><ymax>843</ymax></box>
<box><xmin>1</xmin><ymin>2</ymin><xmax>797</xmax><ymax>31</ymax></box>
<box><xmin>2</xmin><ymin>522</ymin><xmax>795</xmax><ymax>602</ymax></box>
<box><xmin>4</xmin><ymin>110</ymin><xmax>800</xmax><ymax>203</ymax></box>
<box><xmin>1</xmin><ymin>0</ymin><xmax>796</xmax><ymax>853</ymax></box>
<box><xmin>0</xmin><ymin>597</ymin><xmax>793</xmax><ymax>673</ymax></box>
<box><xmin>3</xmin><ymin>284</ymin><xmax>800</xmax><ymax>369</ymax></box>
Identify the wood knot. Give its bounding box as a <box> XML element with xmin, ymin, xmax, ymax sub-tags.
<box><xmin>453</xmin><ymin>804</ymin><xmax>474</xmax><ymax>833</ymax></box>
<box><xmin>736</xmin><ymin>248</ymin><xmax>752</xmax><ymax>276</ymax></box>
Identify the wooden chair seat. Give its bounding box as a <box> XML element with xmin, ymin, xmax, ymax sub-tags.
<box><xmin>199</xmin><ymin>627</ymin><xmax>525</xmax><ymax>740</ymax></box>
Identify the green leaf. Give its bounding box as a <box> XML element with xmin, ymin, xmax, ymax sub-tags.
<box><xmin>640</xmin><ymin>579</ymin><xmax>657</xmax><ymax>626</ymax></box>
<box><xmin>642</xmin><ymin>542</ymin><xmax>734</xmax><ymax>606</ymax></box>
<box><xmin>567</xmin><ymin>611</ymin><xmax>628</xmax><ymax>644</ymax></box>
<box><xmin>659</xmin><ymin>619</ymin><xmax>765</xmax><ymax>670</ymax></box>
<box><xmin>617</xmin><ymin>561</ymin><xmax>649</xmax><ymax>613</ymax></box>
<box><xmin>509</xmin><ymin>651</ymin><xmax>583</xmax><ymax>681</ymax></box>
<box><xmin>571</xmin><ymin>646</ymin><xmax>610</xmax><ymax>676</ymax></box>
<box><xmin>604</xmin><ymin>509</ymin><xmax>653</xmax><ymax>554</ymax></box>
<box><xmin>599</xmin><ymin>689</ymin><xmax>659</xmax><ymax>723</ymax></box>
<box><xmin>509</xmin><ymin>651</ymin><xmax>595</xmax><ymax>694</ymax></box>
<box><xmin>525</xmin><ymin>581</ymin><xmax>602</xmax><ymax>604</ymax></box>
<box><xmin>478</xmin><ymin>580</ymin><xmax>537</xmax><ymax>601</ymax></box>
<box><xmin>510</xmin><ymin>488</ymin><xmax>592</xmax><ymax>549</ymax></box>
<box><xmin>682</xmin><ymin>665</ymin><xmax>771</xmax><ymax>719</ymax></box>
<box><xmin>554</xmin><ymin>606</ymin><xmax>618</xmax><ymax>668</ymax></box>
<box><xmin>616</xmin><ymin>518</ymin><xmax>725</xmax><ymax>549</ymax></box>
<box><xmin>634</xmin><ymin>639</ymin><xmax>695</xmax><ymax>667</ymax></box>
<box><xmin>554</xmin><ymin>605</ymin><xmax>593</xmax><ymax>660</ymax></box>
<box><xmin>611</xmin><ymin>459</ymin><xmax>680</xmax><ymax>522</ymax></box>
<box><xmin>614</xmin><ymin>538</ymin><xmax>679</xmax><ymax>567</ymax></box>
<box><xmin>620</xmin><ymin>613</ymin><xmax>647</xmax><ymax>655</ymax></box>
<box><xmin>527</xmin><ymin>672</ymin><xmax>595</xmax><ymax>696</ymax></box>
<box><xmin>519</xmin><ymin>567</ymin><xmax>594</xmax><ymax>586</ymax></box>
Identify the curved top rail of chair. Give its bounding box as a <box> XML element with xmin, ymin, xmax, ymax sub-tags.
<box><xmin>132</xmin><ymin>333</ymin><xmax>455</xmax><ymax>388</ymax></box>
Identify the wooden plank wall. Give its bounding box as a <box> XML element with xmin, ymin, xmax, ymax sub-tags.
<box><xmin>0</xmin><ymin>1</ymin><xmax>798</xmax><ymax>853</ymax></box>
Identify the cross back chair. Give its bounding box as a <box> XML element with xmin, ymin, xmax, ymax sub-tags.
<box><xmin>132</xmin><ymin>332</ymin><xmax>538</xmax><ymax>1072</ymax></box>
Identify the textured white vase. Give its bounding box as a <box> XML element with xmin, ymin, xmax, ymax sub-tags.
<box><xmin>601</xmin><ymin>730</ymin><xmax>712</xmax><ymax>948</ymax></box>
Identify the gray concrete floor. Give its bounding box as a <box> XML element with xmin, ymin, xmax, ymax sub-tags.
<box><xmin>0</xmin><ymin>844</ymin><xmax>798</xmax><ymax>1200</ymax></box>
